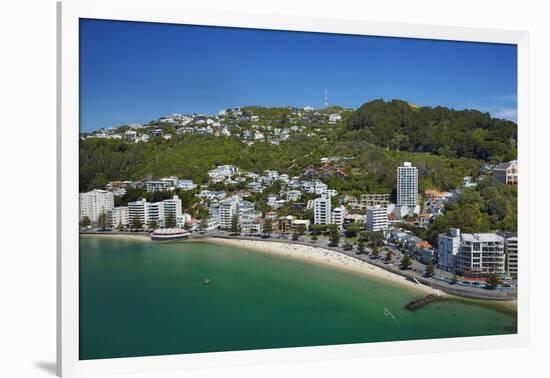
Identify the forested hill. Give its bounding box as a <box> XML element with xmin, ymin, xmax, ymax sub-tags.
<box><xmin>342</xmin><ymin>99</ymin><xmax>517</xmax><ymax>162</ymax></box>
<box><xmin>79</xmin><ymin>99</ymin><xmax>516</xmax><ymax>193</ymax></box>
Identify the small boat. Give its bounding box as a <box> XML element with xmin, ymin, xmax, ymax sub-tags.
<box><xmin>150</xmin><ymin>228</ymin><xmax>190</xmax><ymax>241</ymax></box>
<box><xmin>204</xmin><ymin>278</ymin><xmax>210</xmax><ymax>285</ymax></box>
<box><xmin>384</xmin><ymin>308</ymin><xmax>396</xmax><ymax>319</ymax></box>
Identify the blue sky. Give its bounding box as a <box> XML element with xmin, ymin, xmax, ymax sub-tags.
<box><xmin>80</xmin><ymin>19</ymin><xmax>517</xmax><ymax>132</ymax></box>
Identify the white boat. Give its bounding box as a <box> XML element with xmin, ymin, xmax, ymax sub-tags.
<box><xmin>150</xmin><ymin>228</ymin><xmax>190</xmax><ymax>241</ymax></box>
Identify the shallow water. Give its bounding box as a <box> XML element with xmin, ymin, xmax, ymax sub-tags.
<box><xmin>79</xmin><ymin>237</ymin><xmax>517</xmax><ymax>360</ymax></box>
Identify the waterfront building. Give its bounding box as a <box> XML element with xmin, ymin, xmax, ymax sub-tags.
<box><xmin>331</xmin><ymin>206</ymin><xmax>348</xmax><ymax>230</ymax></box>
<box><xmin>397</xmin><ymin>162</ymin><xmax>418</xmax><ymax>207</ymax></box>
<box><xmin>291</xmin><ymin>219</ymin><xmax>310</xmax><ymax>233</ymax></box>
<box><xmin>219</xmin><ymin>199</ymin><xmax>238</xmax><ymax>230</ymax></box>
<box><xmin>456</xmin><ymin>233</ymin><xmax>505</xmax><ymax>277</ymax></box>
<box><xmin>365</xmin><ymin>205</ymin><xmax>389</xmax><ymax>232</ymax></box>
<box><xmin>108</xmin><ymin>206</ymin><xmax>128</xmax><ymax>228</ymax></box>
<box><xmin>79</xmin><ymin>189</ymin><xmax>115</xmax><ymax>223</ymax></box>
<box><xmin>437</xmin><ymin>228</ymin><xmax>461</xmax><ymax>272</ymax></box>
<box><xmin>147</xmin><ymin>202</ymin><xmax>165</xmax><ymax>228</ymax></box>
<box><xmin>493</xmin><ymin>160</ymin><xmax>518</xmax><ymax>185</ymax></box>
<box><xmin>278</xmin><ymin>215</ymin><xmax>296</xmax><ymax>233</ymax></box>
<box><xmin>313</xmin><ymin>195</ymin><xmax>332</xmax><ymax>225</ymax></box>
<box><xmin>163</xmin><ymin>195</ymin><xmax>182</xmax><ymax>219</ymax></box>
<box><xmin>128</xmin><ymin>199</ymin><xmax>148</xmax><ymax>228</ymax></box>
<box><xmin>176</xmin><ymin>213</ymin><xmax>192</xmax><ymax>229</ymax></box>
<box><xmin>505</xmin><ymin>236</ymin><xmax>518</xmax><ymax>278</ymax></box>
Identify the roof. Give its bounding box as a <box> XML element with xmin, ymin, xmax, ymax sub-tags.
<box><xmin>461</xmin><ymin>233</ymin><xmax>503</xmax><ymax>243</ymax></box>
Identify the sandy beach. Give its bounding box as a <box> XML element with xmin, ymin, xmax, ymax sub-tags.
<box><xmin>204</xmin><ymin>237</ymin><xmax>446</xmax><ymax>296</ymax></box>
<box><xmin>80</xmin><ymin>232</ymin><xmax>151</xmax><ymax>242</ymax></box>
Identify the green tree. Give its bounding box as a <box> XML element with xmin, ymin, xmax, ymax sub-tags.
<box><xmin>165</xmin><ymin>213</ymin><xmax>176</xmax><ymax>228</ymax></box>
<box><xmin>200</xmin><ymin>217</ymin><xmax>209</xmax><ymax>231</ymax></box>
<box><xmin>450</xmin><ymin>274</ymin><xmax>458</xmax><ymax>284</ymax></box>
<box><xmin>130</xmin><ymin>217</ymin><xmax>142</xmax><ymax>232</ymax></box>
<box><xmin>148</xmin><ymin>219</ymin><xmax>158</xmax><ymax>230</ymax></box>
<box><xmin>230</xmin><ymin>214</ymin><xmax>241</xmax><ymax>235</ymax></box>
<box><xmin>311</xmin><ymin>234</ymin><xmax>318</xmax><ymax>243</ymax></box>
<box><xmin>343</xmin><ymin>242</ymin><xmax>353</xmax><ymax>251</ymax></box>
<box><xmin>485</xmin><ymin>272</ymin><xmax>501</xmax><ymax>289</ymax></box>
<box><xmin>425</xmin><ymin>262</ymin><xmax>435</xmax><ymax>277</ymax></box>
<box><xmin>385</xmin><ymin>249</ymin><xmax>393</xmax><ymax>262</ymax></box>
<box><xmin>344</xmin><ymin>222</ymin><xmax>362</xmax><ymax>237</ymax></box>
<box><xmin>117</xmin><ymin>222</ymin><xmax>124</xmax><ymax>232</ymax></box>
<box><xmin>371</xmin><ymin>246</ymin><xmax>380</xmax><ymax>258</ymax></box>
<box><xmin>356</xmin><ymin>241</ymin><xmax>365</xmax><ymax>254</ymax></box>
<box><xmin>291</xmin><ymin>232</ymin><xmax>300</xmax><ymax>241</ymax></box>
<box><xmin>80</xmin><ymin>216</ymin><xmax>91</xmax><ymax>228</ymax></box>
<box><xmin>263</xmin><ymin>219</ymin><xmax>273</xmax><ymax>236</ymax></box>
<box><xmin>329</xmin><ymin>228</ymin><xmax>340</xmax><ymax>246</ymax></box>
<box><xmin>96</xmin><ymin>211</ymin><xmax>108</xmax><ymax>231</ymax></box>
<box><xmin>400</xmin><ymin>254</ymin><xmax>412</xmax><ymax>270</ymax></box>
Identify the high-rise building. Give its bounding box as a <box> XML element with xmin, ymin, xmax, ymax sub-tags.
<box><xmin>365</xmin><ymin>205</ymin><xmax>388</xmax><ymax>232</ymax></box>
<box><xmin>163</xmin><ymin>195</ymin><xmax>182</xmax><ymax>219</ymax></box>
<box><xmin>456</xmin><ymin>233</ymin><xmax>505</xmax><ymax>277</ymax></box>
<box><xmin>397</xmin><ymin>162</ymin><xmax>418</xmax><ymax>207</ymax></box>
<box><xmin>313</xmin><ymin>195</ymin><xmax>332</xmax><ymax>225</ymax></box>
<box><xmin>505</xmin><ymin>236</ymin><xmax>518</xmax><ymax>278</ymax></box>
<box><xmin>128</xmin><ymin>199</ymin><xmax>148</xmax><ymax>229</ymax></box>
<box><xmin>147</xmin><ymin>202</ymin><xmax>165</xmax><ymax>227</ymax></box>
<box><xmin>79</xmin><ymin>189</ymin><xmax>115</xmax><ymax>223</ymax></box>
<box><xmin>331</xmin><ymin>206</ymin><xmax>348</xmax><ymax>230</ymax></box>
<box><xmin>219</xmin><ymin>199</ymin><xmax>238</xmax><ymax>230</ymax></box>
<box><xmin>437</xmin><ymin>228</ymin><xmax>461</xmax><ymax>272</ymax></box>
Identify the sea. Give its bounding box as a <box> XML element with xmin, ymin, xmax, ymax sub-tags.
<box><xmin>79</xmin><ymin>237</ymin><xmax>517</xmax><ymax>360</ymax></box>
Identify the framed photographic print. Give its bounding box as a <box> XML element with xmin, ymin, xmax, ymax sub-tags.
<box><xmin>58</xmin><ymin>0</ymin><xmax>529</xmax><ymax>376</ymax></box>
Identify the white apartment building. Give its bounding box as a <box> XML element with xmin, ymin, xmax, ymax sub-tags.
<box><xmin>219</xmin><ymin>199</ymin><xmax>238</xmax><ymax>230</ymax></box>
<box><xmin>128</xmin><ymin>199</ymin><xmax>148</xmax><ymax>228</ymax></box>
<box><xmin>456</xmin><ymin>233</ymin><xmax>505</xmax><ymax>277</ymax></box>
<box><xmin>505</xmin><ymin>236</ymin><xmax>518</xmax><ymax>278</ymax></box>
<box><xmin>147</xmin><ymin>202</ymin><xmax>165</xmax><ymax>228</ymax></box>
<box><xmin>79</xmin><ymin>189</ymin><xmax>115</xmax><ymax>223</ymax></box>
<box><xmin>365</xmin><ymin>205</ymin><xmax>389</xmax><ymax>232</ymax></box>
<box><xmin>313</xmin><ymin>195</ymin><xmax>332</xmax><ymax>225</ymax></box>
<box><xmin>285</xmin><ymin>190</ymin><xmax>302</xmax><ymax>201</ymax></box>
<box><xmin>163</xmin><ymin>195</ymin><xmax>182</xmax><ymax>219</ymax></box>
<box><xmin>331</xmin><ymin>206</ymin><xmax>348</xmax><ymax>230</ymax></box>
<box><xmin>176</xmin><ymin>213</ymin><xmax>192</xmax><ymax>228</ymax></box>
<box><xmin>397</xmin><ymin>162</ymin><xmax>418</xmax><ymax>207</ymax></box>
<box><xmin>437</xmin><ymin>228</ymin><xmax>461</xmax><ymax>272</ymax></box>
<box><xmin>108</xmin><ymin>206</ymin><xmax>129</xmax><ymax>228</ymax></box>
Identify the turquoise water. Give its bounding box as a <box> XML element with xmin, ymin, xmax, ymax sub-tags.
<box><xmin>79</xmin><ymin>237</ymin><xmax>517</xmax><ymax>360</ymax></box>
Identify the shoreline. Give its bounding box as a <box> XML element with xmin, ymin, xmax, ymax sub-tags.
<box><xmin>202</xmin><ymin>237</ymin><xmax>446</xmax><ymax>297</ymax></box>
<box><xmin>80</xmin><ymin>232</ymin><xmax>517</xmax><ymax>309</ymax></box>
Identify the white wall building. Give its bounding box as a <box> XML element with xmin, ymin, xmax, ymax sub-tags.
<box><xmin>505</xmin><ymin>236</ymin><xmax>518</xmax><ymax>278</ymax></box>
<box><xmin>331</xmin><ymin>206</ymin><xmax>348</xmax><ymax>230</ymax></box>
<box><xmin>128</xmin><ymin>199</ymin><xmax>148</xmax><ymax>228</ymax></box>
<box><xmin>456</xmin><ymin>233</ymin><xmax>505</xmax><ymax>277</ymax></box>
<box><xmin>437</xmin><ymin>228</ymin><xmax>461</xmax><ymax>272</ymax></box>
<box><xmin>108</xmin><ymin>206</ymin><xmax>129</xmax><ymax>228</ymax></box>
<box><xmin>397</xmin><ymin>161</ymin><xmax>418</xmax><ymax>207</ymax></box>
<box><xmin>313</xmin><ymin>195</ymin><xmax>332</xmax><ymax>225</ymax></box>
<box><xmin>219</xmin><ymin>199</ymin><xmax>238</xmax><ymax>230</ymax></box>
<box><xmin>79</xmin><ymin>189</ymin><xmax>115</xmax><ymax>223</ymax></box>
<box><xmin>365</xmin><ymin>205</ymin><xmax>389</xmax><ymax>232</ymax></box>
<box><xmin>163</xmin><ymin>195</ymin><xmax>182</xmax><ymax>220</ymax></box>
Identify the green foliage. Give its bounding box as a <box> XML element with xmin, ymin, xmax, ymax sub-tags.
<box><xmin>80</xmin><ymin>216</ymin><xmax>91</xmax><ymax>227</ymax></box>
<box><xmin>130</xmin><ymin>217</ymin><xmax>142</xmax><ymax>231</ymax></box>
<box><xmin>230</xmin><ymin>214</ymin><xmax>240</xmax><ymax>235</ymax></box>
<box><xmin>344</xmin><ymin>99</ymin><xmax>516</xmax><ymax>162</ymax></box>
<box><xmin>426</xmin><ymin>178</ymin><xmax>516</xmax><ymax>244</ymax></box>
<box><xmin>344</xmin><ymin>222</ymin><xmax>363</xmax><ymax>237</ymax></box>
<box><xmin>425</xmin><ymin>262</ymin><xmax>435</xmax><ymax>277</ymax></box>
<box><xmin>385</xmin><ymin>249</ymin><xmax>393</xmax><ymax>262</ymax></box>
<box><xmin>96</xmin><ymin>212</ymin><xmax>108</xmax><ymax>230</ymax></box>
<box><xmin>264</xmin><ymin>219</ymin><xmax>274</xmax><ymax>235</ymax></box>
<box><xmin>356</xmin><ymin>241</ymin><xmax>365</xmax><ymax>254</ymax></box>
<box><xmin>291</xmin><ymin>232</ymin><xmax>300</xmax><ymax>241</ymax></box>
<box><xmin>329</xmin><ymin>228</ymin><xmax>340</xmax><ymax>246</ymax></box>
<box><xmin>400</xmin><ymin>254</ymin><xmax>412</xmax><ymax>270</ymax></box>
<box><xmin>148</xmin><ymin>219</ymin><xmax>158</xmax><ymax>230</ymax></box>
<box><xmin>485</xmin><ymin>272</ymin><xmax>502</xmax><ymax>289</ymax></box>
<box><xmin>165</xmin><ymin>213</ymin><xmax>176</xmax><ymax>228</ymax></box>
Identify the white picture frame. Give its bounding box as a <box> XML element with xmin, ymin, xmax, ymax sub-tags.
<box><xmin>57</xmin><ymin>0</ymin><xmax>530</xmax><ymax>376</ymax></box>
